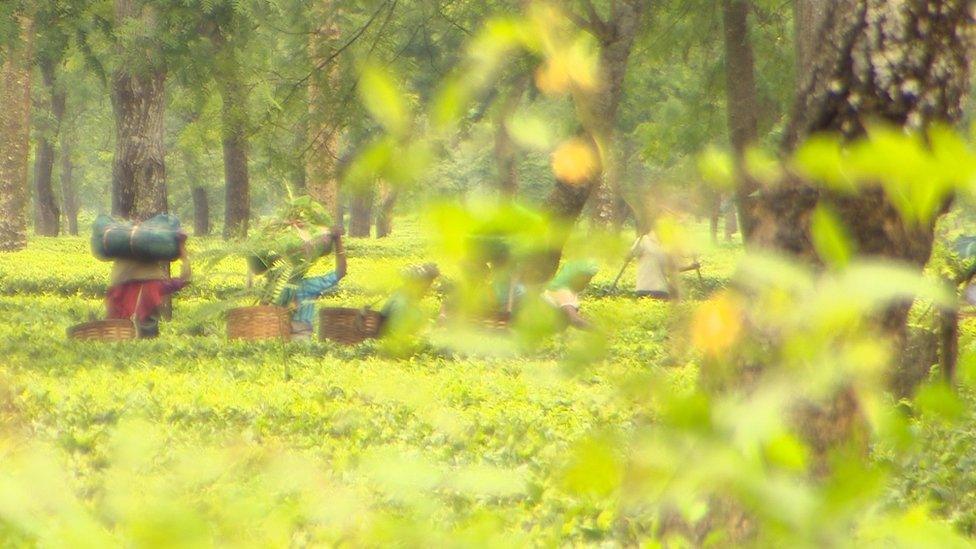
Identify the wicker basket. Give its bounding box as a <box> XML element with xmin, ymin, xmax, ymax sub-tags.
<box><xmin>476</xmin><ymin>312</ymin><xmax>512</xmax><ymax>332</ymax></box>
<box><xmin>320</xmin><ymin>307</ymin><xmax>385</xmax><ymax>345</ymax></box>
<box><xmin>68</xmin><ymin>319</ymin><xmax>138</xmax><ymax>341</ymax></box>
<box><xmin>227</xmin><ymin>306</ymin><xmax>291</xmax><ymax>341</ymax></box>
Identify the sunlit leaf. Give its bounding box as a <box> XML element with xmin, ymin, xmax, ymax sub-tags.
<box><xmin>793</xmin><ymin>135</ymin><xmax>854</xmax><ymax>192</ymax></box>
<box><xmin>697</xmin><ymin>146</ymin><xmax>735</xmax><ymax>191</ymax></box>
<box><xmin>358</xmin><ymin>64</ymin><xmax>409</xmax><ymax>135</ymax></box>
<box><xmin>810</xmin><ymin>205</ymin><xmax>853</xmax><ymax>268</ymax></box>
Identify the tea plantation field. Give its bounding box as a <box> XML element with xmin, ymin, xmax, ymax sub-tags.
<box><xmin>1</xmin><ymin>224</ymin><xmax>975</xmax><ymax>545</ymax></box>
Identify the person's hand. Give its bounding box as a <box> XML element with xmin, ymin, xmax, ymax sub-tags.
<box><xmin>330</xmin><ymin>226</ymin><xmax>345</xmax><ymax>240</ymax></box>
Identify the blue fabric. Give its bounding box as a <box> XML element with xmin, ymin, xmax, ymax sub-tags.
<box><xmin>282</xmin><ymin>271</ymin><xmax>340</xmax><ymax>324</ymax></box>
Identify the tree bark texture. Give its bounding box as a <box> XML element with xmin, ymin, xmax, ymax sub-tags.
<box><xmin>563</xmin><ymin>0</ymin><xmax>645</xmax><ymax>228</ymax></box>
<box><xmin>375</xmin><ymin>182</ymin><xmax>397</xmax><ymax>238</ymax></box>
<box><xmin>349</xmin><ymin>188</ymin><xmax>373</xmax><ymax>238</ymax></box>
<box><xmin>755</xmin><ymin>1</ymin><xmax>976</xmax><ymax>260</ymax></box>
<box><xmin>0</xmin><ymin>15</ymin><xmax>34</xmax><ymax>252</ymax></box>
<box><xmin>111</xmin><ymin>0</ymin><xmax>167</xmax><ymax>221</ymax></box>
<box><xmin>748</xmin><ymin>0</ymin><xmax>976</xmax><ymax>466</ymax></box>
<box><xmin>722</xmin><ymin>0</ymin><xmax>760</xmax><ymax>240</ymax></box>
<box><xmin>216</xmin><ymin>42</ymin><xmax>251</xmax><ymax>239</ymax></box>
<box><xmin>192</xmin><ymin>186</ymin><xmax>210</xmax><ymax>236</ymax></box>
<box><xmin>794</xmin><ymin>0</ymin><xmax>830</xmax><ymax>85</ymax></box>
<box><xmin>306</xmin><ymin>1</ymin><xmax>342</xmax><ymax>224</ymax></box>
<box><xmin>60</xmin><ymin>131</ymin><xmax>78</xmax><ymax>235</ymax></box>
<box><xmin>111</xmin><ymin>68</ymin><xmax>167</xmax><ymax>220</ymax></box>
<box><xmin>33</xmin><ymin>60</ymin><xmax>64</xmax><ymax>236</ymax></box>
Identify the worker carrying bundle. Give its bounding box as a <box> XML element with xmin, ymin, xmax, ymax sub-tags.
<box><xmin>92</xmin><ymin>214</ymin><xmax>191</xmax><ymax>338</ymax></box>
<box><xmin>244</xmin><ymin>196</ymin><xmax>346</xmax><ymax>339</ymax></box>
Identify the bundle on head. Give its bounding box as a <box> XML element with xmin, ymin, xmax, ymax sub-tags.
<box><xmin>91</xmin><ymin>214</ymin><xmax>185</xmax><ymax>262</ymax></box>
<box><xmin>247</xmin><ymin>196</ymin><xmax>335</xmax><ymax>276</ymax></box>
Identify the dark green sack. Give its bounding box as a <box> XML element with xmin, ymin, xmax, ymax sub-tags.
<box><xmin>91</xmin><ymin>214</ymin><xmax>185</xmax><ymax>262</ymax></box>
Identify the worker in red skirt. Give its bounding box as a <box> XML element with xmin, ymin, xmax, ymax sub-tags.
<box><xmin>106</xmin><ymin>238</ymin><xmax>191</xmax><ymax>338</ymax></box>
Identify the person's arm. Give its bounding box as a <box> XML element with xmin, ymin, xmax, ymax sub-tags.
<box><xmin>562</xmin><ymin>305</ymin><xmax>591</xmax><ymax>330</ymax></box>
<box><xmin>332</xmin><ymin>227</ymin><xmax>347</xmax><ymax>280</ymax></box>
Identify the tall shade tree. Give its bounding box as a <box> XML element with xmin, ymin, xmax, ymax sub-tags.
<box><xmin>32</xmin><ymin>58</ymin><xmax>65</xmax><ymax>235</ymax></box>
<box><xmin>348</xmin><ymin>186</ymin><xmax>373</xmax><ymax>237</ymax></box>
<box><xmin>29</xmin><ymin>0</ymin><xmax>88</xmax><ymax>236</ymax></box>
<box><xmin>307</xmin><ymin>0</ymin><xmax>341</xmax><ymax>224</ymax></box>
<box><xmin>111</xmin><ymin>0</ymin><xmax>167</xmax><ymax>220</ymax></box>
<box><xmin>722</xmin><ymin>0</ymin><xmax>759</xmax><ymax>239</ymax></box>
<box><xmin>538</xmin><ymin>0</ymin><xmax>645</xmax><ymax>276</ymax></box>
<box><xmin>60</xmin><ymin>122</ymin><xmax>78</xmax><ymax>235</ymax></box>
<box><xmin>374</xmin><ymin>181</ymin><xmax>397</xmax><ymax>238</ymax></box>
<box><xmin>746</xmin><ymin>0</ymin><xmax>976</xmax><ymax>461</ymax></box>
<box><xmin>209</xmin><ymin>22</ymin><xmax>251</xmax><ymax>239</ymax></box>
<box><xmin>0</xmin><ymin>13</ymin><xmax>34</xmax><ymax>251</ymax></box>
<box><xmin>565</xmin><ymin>0</ymin><xmax>647</xmax><ymax>227</ymax></box>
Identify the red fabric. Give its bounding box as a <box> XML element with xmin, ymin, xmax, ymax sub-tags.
<box><xmin>106</xmin><ymin>279</ymin><xmax>187</xmax><ymax>321</ymax></box>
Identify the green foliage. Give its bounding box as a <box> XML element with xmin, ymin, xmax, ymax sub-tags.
<box><xmin>794</xmin><ymin>126</ymin><xmax>976</xmax><ymax>226</ymax></box>
<box><xmin>19</xmin><ymin>0</ymin><xmax>976</xmax><ymax>546</ymax></box>
<box><xmin>0</xmin><ymin>223</ymin><xmax>724</xmax><ymax>545</ymax></box>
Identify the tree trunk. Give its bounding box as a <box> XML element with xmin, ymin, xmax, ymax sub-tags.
<box><xmin>794</xmin><ymin>0</ymin><xmax>829</xmax><ymax>85</ymax></box>
<box><xmin>709</xmin><ymin>193</ymin><xmax>721</xmax><ymax>243</ymax></box>
<box><xmin>111</xmin><ymin>0</ymin><xmax>167</xmax><ymax>221</ymax></box>
<box><xmin>722</xmin><ymin>0</ymin><xmax>760</xmax><ymax>240</ymax></box>
<box><xmin>0</xmin><ymin>15</ymin><xmax>34</xmax><ymax>251</ymax></box>
<box><xmin>349</xmin><ymin>188</ymin><xmax>373</xmax><ymax>238</ymax></box>
<box><xmin>494</xmin><ymin>77</ymin><xmax>528</xmax><ymax>200</ymax></box>
<box><xmin>545</xmin><ymin>0</ymin><xmax>644</xmax><ymax>268</ymax></box>
<box><xmin>582</xmin><ymin>1</ymin><xmax>645</xmax><ymax>226</ymax></box>
<box><xmin>216</xmin><ymin>43</ymin><xmax>250</xmax><ymax>239</ymax></box>
<box><xmin>33</xmin><ymin>60</ymin><xmax>63</xmax><ymax>236</ymax></box>
<box><xmin>375</xmin><ymin>182</ymin><xmax>397</xmax><ymax>238</ymax></box>
<box><xmin>758</xmin><ymin>0</ymin><xmax>975</xmax><ymax>254</ymax></box>
<box><xmin>111</xmin><ymin>67</ymin><xmax>167</xmax><ymax>220</ymax></box>
<box><xmin>724</xmin><ymin>205</ymin><xmax>738</xmax><ymax>242</ymax></box>
<box><xmin>306</xmin><ymin>1</ymin><xmax>342</xmax><ymax>224</ymax></box>
<box><xmin>192</xmin><ymin>186</ymin><xmax>210</xmax><ymax>236</ymax></box>
<box><xmin>60</xmin><ymin>132</ymin><xmax>78</xmax><ymax>236</ymax></box>
<box><xmin>747</xmin><ymin>0</ymin><xmax>976</xmax><ymax>467</ymax></box>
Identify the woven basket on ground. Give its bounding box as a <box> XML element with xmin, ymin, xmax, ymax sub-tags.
<box><xmin>227</xmin><ymin>306</ymin><xmax>291</xmax><ymax>341</ymax></box>
<box><xmin>474</xmin><ymin>312</ymin><xmax>512</xmax><ymax>332</ymax></box>
<box><xmin>68</xmin><ymin>319</ymin><xmax>138</xmax><ymax>341</ymax></box>
<box><xmin>320</xmin><ymin>307</ymin><xmax>385</xmax><ymax>345</ymax></box>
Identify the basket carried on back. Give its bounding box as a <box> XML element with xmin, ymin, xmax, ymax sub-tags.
<box><xmin>320</xmin><ymin>307</ymin><xmax>385</xmax><ymax>345</ymax></box>
<box><xmin>68</xmin><ymin>319</ymin><xmax>138</xmax><ymax>341</ymax></box>
<box><xmin>227</xmin><ymin>306</ymin><xmax>291</xmax><ymax>341</ymax></box>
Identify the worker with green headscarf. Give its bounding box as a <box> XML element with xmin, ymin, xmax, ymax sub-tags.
<box><xmin>543</xmin><ymin>260</ymin><xmax>598</xmax><ymax>330</ymax></box>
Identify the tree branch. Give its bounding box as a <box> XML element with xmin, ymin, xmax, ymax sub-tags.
<box><xmin>581</xmin><ymin>0</ymin><xmax>610</xmax><ymax>39</ymax></box>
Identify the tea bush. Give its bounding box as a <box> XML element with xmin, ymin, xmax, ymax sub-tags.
<box><xmin>2</xmin><ymin>224</ymin><xmax>975</xmax><ymax>545</ymax></box>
